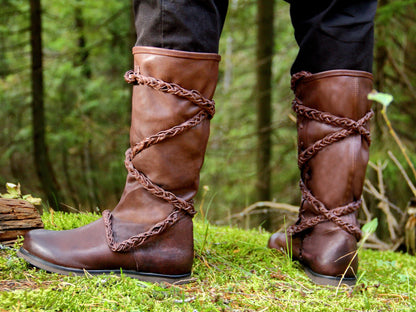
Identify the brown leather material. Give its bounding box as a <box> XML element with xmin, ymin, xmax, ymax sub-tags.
<box><xmin>268</xmin><ymin>70</ymin><xmax>373</xmax><ymax>280</ymax></box>
<box><xmin>20</xmin><ymin>47</ymin><xmax>220</xmax><ymax>278</ymax></box>
<box><xmin>21</xmin><ymin>215</ymin><xmax>193</xmax><ymax>275</ymax></box>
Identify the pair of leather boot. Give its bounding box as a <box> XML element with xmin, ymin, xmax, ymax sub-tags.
<box><xmin>18</xmin><ymin>47</ymin><xmax>373</xmax><ymax>286</ymax></box>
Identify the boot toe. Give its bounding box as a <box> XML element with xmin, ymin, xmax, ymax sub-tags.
<box><xmin>21</xmin><ymin>229</ymin><xmax>57</xmax><ymax>264</ymax></box>
<box><xmin>18</xmin><ymin>219</ymin><xmax>111</xmax><ymax>270</ymax></box>
<box><xmin>267</xmin><ymin>232</ymin><xmax>287</xmax><ymax>250</ymax></box>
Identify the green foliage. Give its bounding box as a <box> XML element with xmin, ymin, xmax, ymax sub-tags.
<box><xmin>0</xmin><ymin>212</ymin><xmax>416</xmax><ymax>311</ymax></box>
<box><xmin>41</xmin><ymin>210</ymin><xmax>100</xmax><ymax>230</ymax></box>
<box><xmin>364</xmin><ymin>0</ymin><xmax>416</xmax><ymax>242</ymax></box>
<box><xmin>361</xmin><ymin>218</ymin><xmax>379</xmax><ymax>236</ymax></box>
<box><xmin>368</xmin><ymin>91</ymin><xmax>393</xmax><ymax>108</ymax></box>
<box><xmin>0</xmin><ymin>182</ymin><xmax>42</xmax><ymax>205</ymax></box>
<box><xmin>0</xmin><ymin>0</ymin><xmax>131</xmax><ymax>211</ymax></box>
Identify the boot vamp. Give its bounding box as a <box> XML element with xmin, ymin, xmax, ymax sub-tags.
<box><xmin>268</xmin><ymin>232</ymin><xmax>302</xmax><ymax>259</ymax></box>
<box><xmin>22</xmin><ymin>218</ymin><xmax>137</xmax><ymax>271</ymax></box>
<box><xmin>22</xmin><ymin>215</ymin><xmax>194</xmax><ymax>275</ymax></box>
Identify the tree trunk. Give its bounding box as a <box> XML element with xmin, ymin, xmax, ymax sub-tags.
<box><xmin>74</xmin><ymin>0</ymin><xmax>91</xmax><ymax>78</ymax></box>
<box><xmin>30</xmin><ymin>0</ymin><xmax>62</xmax><ymax>210</ymax></box>
<box><xmin>74</xmin><ymin>1</ymin><xmax>101</xmax><ymax>211</ymax></box>
<box><xmin>404</xmin><ymin>8</ymin><xmax>416</xmax><ymax>92</ymax></box>
<box><xmin>255</xmin><ymin>0</ymin><xmax>275</xmax><ymax>230</ymax></box>
<box><xmin>62</xmin><ymin>148</ymin><xmax>79</xmax><ymax>208</ymax></box>
<box><xmin>84</xmin><ymin>140</ymin><xmax>100</xmax><ymax>212</ymax></box>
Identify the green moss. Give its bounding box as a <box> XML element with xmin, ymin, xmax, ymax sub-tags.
<box><xmin>0</xmin><ymin>212</ymin><xmax>414</xmax><ymax>311</ymax></box>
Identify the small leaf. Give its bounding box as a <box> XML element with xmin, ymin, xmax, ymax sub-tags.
<box><xmin>368</xmin><ymin>91</ymin><xmax>393</xmax><ymax>107</ymax></box>
<box><xmin>22</xmin><ymin>194</ymin><xmax>42</xmax><ymax>206</ymax></box>
<box><xmin>1</xmin><ymin>193</ymin><xmax>17</xmax><ymax>199</ymax></box>
<box><xmin>362</xmin><ymin>218</ymin><xmax>378</xmax><ymax>235</ymax></box>
<box><xmin>6</xmin><ymin>182</ymin><xmax>21</xmax><ymax>197</ymax></box>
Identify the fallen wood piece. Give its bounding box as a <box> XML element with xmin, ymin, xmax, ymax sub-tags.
<box><xmin>0</xmin><ymin>198</ymin><xmax>44</xmax><ymax>246</ymax></box>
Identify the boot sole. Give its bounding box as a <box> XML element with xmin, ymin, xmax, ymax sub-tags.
<box><xmin>304</xmin><ymin>266</ymin><xmax>356</xmax><ymax>287</ymax></box>
<box><xmin>17</xmin><ymin>248</ymin><xmax>192</xmax><ymax>284</ymax></box>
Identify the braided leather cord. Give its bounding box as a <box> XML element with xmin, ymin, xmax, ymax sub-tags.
<box><xmin>103</xmin><ymin>69</ymin><xmax>215</xmax><ymax>252</ymax></box>
<box><xmin>287</xmin><ymin>72</ymin><xmax>374</xmax><ymax>241</ymax></box>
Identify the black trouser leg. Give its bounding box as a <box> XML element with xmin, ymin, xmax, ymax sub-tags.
<box><xmin>288</xmin><ymin>0</ymin><xmax>377</xmax><ymax>74</ymax></box>
<box><xmin>133</xmin><ymin>0</ymin><xmax>228</xmax><ymax>53</ymax></box>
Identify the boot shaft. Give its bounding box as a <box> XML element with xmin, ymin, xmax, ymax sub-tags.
<box><xmin>130</xmin><ymin>47</ymin><xmax>220</xmax><ymax>201</ymax></box>
<box><xmin>293</xmin><ymin>70</ymin><xmax>373</xmax><ymax>210</ymax></box>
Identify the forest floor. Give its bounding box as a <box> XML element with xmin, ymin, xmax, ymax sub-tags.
<box><xmin>0</xmin><ymin>211</ymin><xmax>415</xmax><ymax>311</ymax></box>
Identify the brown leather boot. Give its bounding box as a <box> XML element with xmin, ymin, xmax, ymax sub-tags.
<box><xmin>17</xmin><ymin>47</ymin><xmax>220</xmax><ymax>283</ymax></box>
<box><xmin>268</xmin><ymin>70</ymin><xmax>373</xmax><ymax>286</ymax></box>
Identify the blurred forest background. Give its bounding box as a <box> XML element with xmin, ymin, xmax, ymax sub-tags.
<box><xmin>1</xmin><ymin>0</ymin><xmax>416</xmax><ymax>247</ymax></box>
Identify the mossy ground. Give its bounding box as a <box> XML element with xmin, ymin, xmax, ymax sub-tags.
<box><xmin>1</xmin><ymin>211</ymin><xmax>415</xmax><ymax>311</ymax></box>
